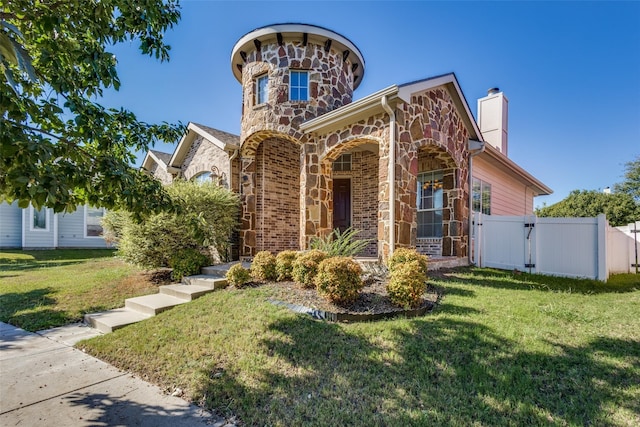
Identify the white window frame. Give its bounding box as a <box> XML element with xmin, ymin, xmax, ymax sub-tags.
<box><xmin>84</xmin><ymin>205</ymin><xmax>106</xmax><ymax>238</ymax></box>
<box><xmin>29</xmin><ymin>205</ymin><xmax>50</xmax><ymax>232</ymax></box>
<box><xmin>256</xmin><ymin>74</ymin><xmax>268</xmax><ymax>105</ymax></box>
<box><xmin>333</xmin><ymin>153</ymin><xmax>352</xmax><ymax>172</ymax></box>
<box><xmin>472</xmin><ymin>178</ymin><xmax>492</xmax><ymax>215</ymax></box>
<box><xmin>193</xmin><ymin>171</ymin><xmax>212</xmax><ymax>183</ymax></box>
<box><xmin>289</xmin><ymin>70</ymin><xmax>309</xmax><ymax>101</ymax></box>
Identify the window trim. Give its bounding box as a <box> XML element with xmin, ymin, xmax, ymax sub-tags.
<box><xmin>29</xmin><ymin>205</ymin><xmax>50</xmax><ymax>232</ymax></box>
<box><xmin>289</xmin><ymin>69</ymin><xmax>309</xmax><ymax>101</ymax></box>
<box><xmin>333</xmin><ymin>153</ymin><xmax>352</xmax><ymax>172</ymax></box>
<box><xmin>472</xmin><ymin>177</ymin><xmax>492</xmax><ymax>215</ymax></box>
<box><xmin>84</xmin><ymin>205</ymin><xmax>106</xmax><ymax>238</ymax></box>
<box><xmin>193</xmin><ymin>171</ymin><xmax>212</xmax><ymax>183</ymax></box>
<box><xmin>255</xmin><ymin>73</ymin><xmax>268</xmax><ymax>105</ymax></box>
<box><xmin>417</xmin><ymin>170</ymin><xmax>445</xmax><ymax>238</ymax></box>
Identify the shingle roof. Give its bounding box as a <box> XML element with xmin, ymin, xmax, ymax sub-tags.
<box><xmin>191</xmin><ymin>122</ymin><xmax>240</xmax><ymax>146</ymax></box>
<box><xmin>150</xmin><ymin>150</ymin><xmax>172</xmax><ymax>165</ymax></box>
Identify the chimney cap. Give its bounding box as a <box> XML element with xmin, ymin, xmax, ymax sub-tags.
<box><xmin>487</xmin><ymin>87</ymin><xmax>500</xmax><ymax>95</ymax></box>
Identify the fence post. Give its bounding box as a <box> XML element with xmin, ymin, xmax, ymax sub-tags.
<box><xmin>597</xmin><ymin>214</ymin><xmax>608</xmax><ymax>281</ymax></box>
<box><xmin>474</xmin><ymin>212</ymin><xmax>482</xmax><ymax>267</ymax></box>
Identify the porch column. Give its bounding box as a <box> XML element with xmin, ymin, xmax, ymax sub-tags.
<box><xmin>301</xmin><ymin>145</ymin><xmax>331</xmax><ymax>249</ymax></box>
<box><xmin>240</xmin><ymin>155</ymin><xmax>257</xmax><ymax>256</ymax></box>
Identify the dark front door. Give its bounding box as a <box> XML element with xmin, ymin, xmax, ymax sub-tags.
<box><xmin>333</xmin><ymin>179</ymin><xmax>351</xmax><ymax>232</ymax></box>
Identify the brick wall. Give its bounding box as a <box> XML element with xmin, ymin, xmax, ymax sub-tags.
<box><xmin>255</xmin><ymin>137</ymin><xmax>301</xmax><ymax>252</ymax></box>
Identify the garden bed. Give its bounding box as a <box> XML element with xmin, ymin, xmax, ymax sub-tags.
<box><xmin>260</xmin><ymin>274</ymin><xmax>441</xmax><ymax>322</ymax></box>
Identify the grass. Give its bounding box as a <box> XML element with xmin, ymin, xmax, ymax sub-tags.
<box><xmin>79</xmin><ymin>268</ymin><xmax>640</xmax><ymax>426</ymax></box>
<box><xmin>0</xmin><ymin>249</ymin><xmax>162</xmax><ymax>331</ymax></box>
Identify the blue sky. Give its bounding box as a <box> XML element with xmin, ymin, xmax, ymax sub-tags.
<box><xmin>100</xmin><ymin>0</ymin><xmax>640</xmax><ymax>208</ymax></box>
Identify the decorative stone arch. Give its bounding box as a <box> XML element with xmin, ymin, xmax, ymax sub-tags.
<box><xmin>305</xmin><ymin>136</ymin><xmax>383</xmax><ymax>258</ymax></box>
<box><xmin>239</xmin><ymin>130</ymin><xmax>304</xmax><ymax>256</ymax></box>
<box><xmin>414</xmin><ymin>142</ymin><xmax>467</xmax><ymax>257</ymax></box>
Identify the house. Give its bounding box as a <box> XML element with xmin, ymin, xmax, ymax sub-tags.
<box><xmin>143</xmin><ymin>23</ymin><xmax>552</xmax><ymax>263</ymax></box>
<box><xmin>0</xmin><ymin>201</ymin><xmax>110</xmax><ymax>249</ymax></box>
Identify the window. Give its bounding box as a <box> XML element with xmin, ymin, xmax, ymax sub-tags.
<box><xmin>31</xmin><ymin>206</ymin><xmax>48</xmax><ymax>231</ymax></box>
<box><xmin>333</xmin><ymin>154</ymin><xmax>352</xmax><ymax>172</ymax></box>
<box><xmin>193</xmin><ymin>171</ymin><xmax>212</xmax><ymax>183</ymax></box>
<box><xmin>472</xmin><ymin>178</ymin><xmax>491</xmax><ymax>215</ymax></box>
<box><xmin>417</xmin><ymin>171</ymin><xmax>444</xmax><ymax>238</ymax></box>
<box><xmin>256</xmin><ymin>74</ymin><xmax>268</xmax><ymax>105</ymax></box>
<box><xmin>290</xmin><ymin>70</ymin><xmax>308</xmax><ymax>101</ymax></box>
<box><xmin>85</xmin><ymin>206</ymin><xmax>106</xmax><ymax>237</ymax></box>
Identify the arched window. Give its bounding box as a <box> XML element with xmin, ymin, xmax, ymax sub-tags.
<box><xmin>193</xmin><ymin>171</ymin><xmax>212</xmax><ymax>183</ymax></box>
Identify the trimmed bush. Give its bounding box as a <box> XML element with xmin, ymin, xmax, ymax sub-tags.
<box><xmin>275</xmin><ymin>250</ymin><xmax>298</xmax><ymax>281</ymax></box>
<box><xmin>226</xmin><ymin>263</ymin><xmax>251</xmax><ymax>288</ymax></box>
<box><xmin>104</xmin><ymin>179</ymin><xmax>240</xmax><ymax>269</ymax></box>
<box><xmin>315</xmin><ymin>256</ymin><xmax>364</xmax><ymax>305</ymax></box>
<box><xmin>309</xmin><ymin>227</ymin><xmax>371</xmax><ymax>257</ymax></box>
<box><xmin>292</xmin><ymin>249</ymin><xmax>328</xmax><ymax>288</ymax></box>
<box><xmin>251</xmin><ymin>251</ymin><xmax>277</xmax><ymax>282</ymax></box>
<box><xmin>387</xmin><ymin>248</ymin><xmax>428</xmax><ymax>277</ymax></box>
<box><xmin>169</xmin><ymin>249</ymin><xmax>210</xmax><ymax>281</ymax></box>
<box><xmin>386</xmin><ymin>260</ymin><xmax>427</xmax><ymax>309</ymax></box>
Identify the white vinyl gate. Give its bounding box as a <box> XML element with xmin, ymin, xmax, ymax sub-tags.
<box><xmin>473</xmin><ymin>213</ymin><xmax>617</xmax><ymax>281</ymax></box>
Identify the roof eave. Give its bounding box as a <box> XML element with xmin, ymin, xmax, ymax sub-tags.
<box><xmin>169</xmin><ymin>122</ymin><xmax>240</xmax><ymax>169</ymax></box>
<box><xmin>481</xmin><ymin>144</ymin><xmax>553</xmax><ymax>195</ymax></box>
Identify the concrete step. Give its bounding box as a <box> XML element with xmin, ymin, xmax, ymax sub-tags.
<box><xmin>182</xmin><ymin>274</ymin><xmax>228</xmax><ymax>289</ymax></box>
<box><xmin>159</xmin><ymin>284</ymin><xmax>212</xmax><ymax>301</ymax></box>
<box><xmin>84</xmin><ymin>308</ymin><xmax>152</xmax><ymax>334</ymax></box>
<box><xmin>125</xmin><ymin>294</ymin><xmax>188</xmax><ymax>316</ymax></box>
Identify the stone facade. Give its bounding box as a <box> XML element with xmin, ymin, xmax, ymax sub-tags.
<box><xmin>181</xmin><ymin>135</ymin><xmax>234</xmax><ymax>189</ymax></box>
<box><xmin>150</xmin><ymin>163</ymin><xmax>173</xmax><ymax>186</ymax></box>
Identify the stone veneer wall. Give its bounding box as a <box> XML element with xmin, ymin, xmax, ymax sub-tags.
<box><xmin>255</xmin><ymin>138</ymin><xmax>300</xmax><ymax>253</ymax></box>
<box><xmin>240</xmin><ymin>40</ymin><xmax>355</xmax><ymax>144</ymax></box>
<box><xmin>150</xmin><ymin>163</ymin><xmax>173</xmax><ymax>185</ymax></box>
<box><xmin>332</xmin><ymin>150</ymin><xmax>379</xmax><ymax>257</ymax></box>
<box><xmin>181</xmin><ymin>136</ymin><xmax>233</xmax><ymax>188</ymax></box>
<box><xmin>395</xmin><ymin>87</ymin><xmax>471</xmax><ymax>258</ymax></box>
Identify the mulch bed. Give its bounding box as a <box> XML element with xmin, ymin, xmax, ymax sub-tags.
<box><xmin>259</xmin><ymin>273</ymin><xmax>442</xmax><ymax>320</ymax></box>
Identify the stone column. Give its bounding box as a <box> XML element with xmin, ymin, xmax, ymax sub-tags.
<box><xmin>240</xmin><ymin>155</ymin><xmax>257</xmax><ymax>256</ymax></box>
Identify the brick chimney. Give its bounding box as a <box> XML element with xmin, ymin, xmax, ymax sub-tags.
<box><xmin>478</xmin><ymin>88</ymin><xmax>509</xmax><ymax>156</ymax></box>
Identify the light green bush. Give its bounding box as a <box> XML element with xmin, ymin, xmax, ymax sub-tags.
<box><xmin>104</xmin><ymin>180</ymin><xmax>239</xmax><ymax>269</ymax></box>
<box><xmin>169</xmin><ymin>249</ymin><xmax>209</xmax><ymax>281</ymax></box>
<box><xmin>275</xmin><ymin>250</ymin><xmax>298</xmax><ymax>281</ymax></box>
<box><xmin>226</xmin><ymin>263</ymin><xmax>251</xmax><ymax>288</ymax></box>
<box><xmin>250</xmin><ymin>251</ymin><xmax>277</xmax><ymax>282</ymax></box>
<box><xmin>387</xmin><ymin>248</ymin><xmax>428</xmax><ymax>277</ymax></box>
<box><xmin>292</xmin><ymin>249</ymin><xmax>328</xmax><ymax>288</ymax></box>
<box><xmin>386</xmin><ymin>260</ymin><xmax>427</xmax><ymax>309</ymax></box>
<box><xmin>309</xmin><ymin>227</ymin><xmax>371</xmax><ymax>257</ymax></box>
<box><xmin>315</xmin><ymin>256</ymin><xmax>364</xmax><ymax>305</ymax></box>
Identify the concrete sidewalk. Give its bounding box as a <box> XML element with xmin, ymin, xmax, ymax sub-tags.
<box><xmin>0</xmin><ymin>322</ymin><xmax>232</xmax><ymax>426</ymax></box>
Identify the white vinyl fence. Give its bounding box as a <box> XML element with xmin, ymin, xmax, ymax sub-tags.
<box><xmin>473</xmin><ymin>214</ymin><xmax>639</xmax><ymax>281</ymax></box>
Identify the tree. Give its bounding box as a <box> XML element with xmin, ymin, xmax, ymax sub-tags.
<box><xmin>613</xmin><ymin>155</ymin><xmax>640</xmax><ymax>202</ymax></box>
<box><xmin>535</xmin><ymin>189</ymin><xmax>640</xmax><ymax>226</ymax></box>
<box><xmin>0</xmin><ymin>0</ymin><xmax>183</xmax><ymax>217</ymax></box>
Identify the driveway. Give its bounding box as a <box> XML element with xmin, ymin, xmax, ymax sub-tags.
<box><xmin>0</xmin><ymin>322</ymin><xmax>232</xmax><ymax>426</ymax></box>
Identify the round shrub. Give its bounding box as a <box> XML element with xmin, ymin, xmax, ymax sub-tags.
<box><xmin>169</xmin><ymin>249</ymin><xmax>210</xmax><ymax>281</ymax></box>
<box><xmin>292</xmin><ymin>249</ymin><xmax>328</xmax><ymax>288</ymax></box>
<box><xmin>387</xmin><ymin>248</ymin><xmax>428</xmax><ymax>277</ymax></box>
<box><xmin>275</xmin><ymin>250</ymin><xmax>298</xmax><ymax>281</ymax></box>
<box><xmin>315</xmin><ymin>256</ymin><xmax>364</xmax><ymax>305</ymax></box>
<box><xmin>386</xmin><ymin>260</ymin><xmax>427</xmax><ymax>309</ymax></box>
<box><xmin>250</xmin><ymin>251</ymin><xmax>277</xmax><ymax>282</ymax></box>
<box><xmin>226</xmin><ymin>263</ymin><xmax>251</xmax><ymax>288</ymax></box>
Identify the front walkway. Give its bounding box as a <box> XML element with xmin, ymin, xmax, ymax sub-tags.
<box><xmin>0</xmin><ymin>322</ymin><xmax>233</xmax><ymax>426</ymax></box>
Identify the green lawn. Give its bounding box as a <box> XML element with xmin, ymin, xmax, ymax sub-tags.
<box><xmin>0</xmin><ymin>249</ymin><xmax>162</xmax><ymax>331</ymax></box>
<box><xmin>79</xmin><ymin>268</ymin><xmax>640</xmax><ymax>426</ymax></box>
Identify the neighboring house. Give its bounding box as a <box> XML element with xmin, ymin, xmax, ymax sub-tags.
<box><xmin>142</xmin><ymin>23</ymin><xmax>552</xmax><ymax>262</ymax></box>
<box><xmin>0</xmin><ymin>201</ymin><xmax>109</xmax><ymax>249</ymax></box>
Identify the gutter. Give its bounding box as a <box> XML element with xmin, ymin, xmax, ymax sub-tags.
<box><xmin>468</xmin><ymin>139</ymin><xmax>485</xmax><ymax>265</ymax></box>
<box><xmin>381</xmin><ymin>95</ymin><xmax>396</xmax><ymax>257</ymax></box>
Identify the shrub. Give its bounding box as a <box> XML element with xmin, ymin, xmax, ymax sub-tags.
<box><xmin>309</xmin><ymin>227</ymin><xmax>371</xmax><ymax>257</ymax></box>
<box><xmin>226</xmin><ymin>263</ymin><xmax>251</xmax><ymax>288</ymax></box>
<box><xmin>387</xmin><ymin>248</ymin><xmax>428</xmax><ymax>277</ymax></box>
<box><xmin>315</xmin><ymin>256</ymin><xmax>364</xmax><ymax>305</ymax></box>
<box><xmin>292</xmin><ymin>249</ymin><xmax>328</xmax><ymax>288</ymax></box>
<box><xmin>275</xmin><ymin>250</ymin><xmax>298</xmax><ymax>281</ymax></box>
<box><xmin>169</xmin><ymin>249</ymin><xmax>210</xmax><ymax>281</ymax></box>
<box><xmin>251</xmin><ymin>251</ymin><xmax>277</xmax><ymax>282</ymax></box>
<box><xmin>386</xmin><ymin>260</ymin><xmax>427</xmax><ymax>309</ymax></box>
<box><xmin>105</xmin><ymin>180</ymin><xmax>240</xmax><ymax>269</ymax></box>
